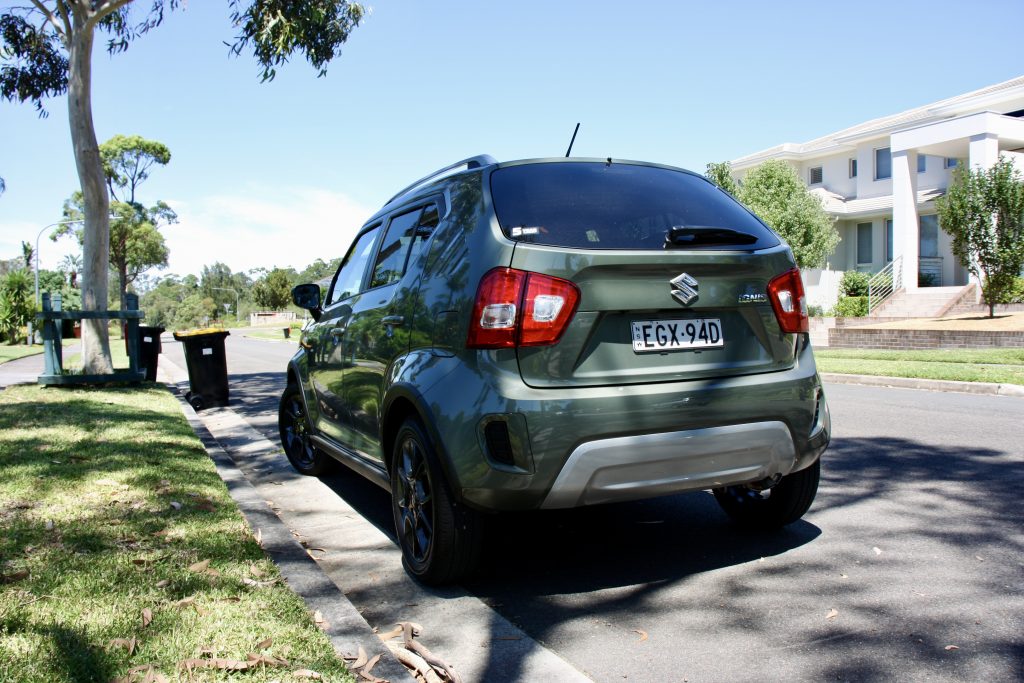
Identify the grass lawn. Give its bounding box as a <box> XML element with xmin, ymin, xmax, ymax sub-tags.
<box><xmin>816</xmin><ymin>348</ymin><xmax>1024</xmax><ymax>385</ymax></box>
<box><xmin>0</xmin><ymin>340</ymin><xmax>78</xmax><ymax>366</ymax></box>
<box><xmin>0</xmin><ymin>385</ymin><xmax>354</xmax><ymax>682</ymax></box>
<box><xmin>244</xmin><ymin>329</ymin><xmax>298</xmax><ymax>343</ymax></box>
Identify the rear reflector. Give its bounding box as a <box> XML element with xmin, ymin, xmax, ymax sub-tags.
<box><xmin>467</xmin><ymin>268</ymin><xmax>580</xmax><ymax>348</ymax></box>
<box><xmin>767</xmin><ymin>268</ymin><xmax>809</xmax><ymax>334</ymax></box>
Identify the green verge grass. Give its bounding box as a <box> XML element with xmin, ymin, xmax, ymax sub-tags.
<box><xmin>815</xmin><ymin>348</ymin><xmax>1024</xmax><ymax>385</ymax></box>
<box><xmin>0</xmin><ymin>340</ymin><xmax>78</xmax><ymax>366</ymax></box>
<box><xmin>0</xmin><ymin>385</ymin><xmax>354</xmax><ymax>683</ymax></box>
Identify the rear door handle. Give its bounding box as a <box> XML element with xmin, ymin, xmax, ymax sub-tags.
<box><xmin>381</xmin><ymin>315</ymin><xmax>405</xmax><ymax>327</ymax></box>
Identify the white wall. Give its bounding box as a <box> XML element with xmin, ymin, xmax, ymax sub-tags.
<box><xmin>802</xmin><ymin>267</ymin><xmax>843</xmax><ymax>312</ymax></box>
<box><xmin>800</xmin><ymin>153</ymin><xmax>856</xmax><ymax>197</ymax></box>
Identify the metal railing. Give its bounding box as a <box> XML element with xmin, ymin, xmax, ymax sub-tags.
<box><xmin>867</xmin><ymin>256</ymin><xmax>902</xmax><ymax>315</ymax></box>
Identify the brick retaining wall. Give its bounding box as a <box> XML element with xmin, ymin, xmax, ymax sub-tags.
<box><xmin>828</xmin><ymin>327</ymin><xmax>1024</xmax><ymax>349</ymax></box>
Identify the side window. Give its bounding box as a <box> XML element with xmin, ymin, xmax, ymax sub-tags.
<box><xmin>368</xmin><ymin>204</ymin><xmax>437</xmax><ymax>289</ymax></box>
<box><xmin>327</xmin><ymin>225</ymin><xmax>380</xmax><ymax>306</ymax></box>
<box><xmin>407</xmin><ymin>203</ymin><xmax>439</xmax><ymax>269</ymax></box>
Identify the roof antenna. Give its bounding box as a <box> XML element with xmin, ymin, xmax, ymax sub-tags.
<box><xmin>565</xmin><ymin>122</ymin><xmax>580</xmax><ymax>157</ymax></box>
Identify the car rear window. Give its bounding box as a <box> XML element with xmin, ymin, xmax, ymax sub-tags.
<box><xmin>489</xmin><ymin>162</ymin><xmax>781</xmax><ymax>250</ymax></box>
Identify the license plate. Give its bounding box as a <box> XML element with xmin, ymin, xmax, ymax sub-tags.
<box><xmin>631</xmin><ymin>318</ymin><xmax>724</xmax><ymax>352</ymax></box>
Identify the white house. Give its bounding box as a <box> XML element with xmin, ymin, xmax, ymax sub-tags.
<box><xmin>730</xmin><ymin>76</ymin><xmax>1024</xmax><ymax>314</ymax></box>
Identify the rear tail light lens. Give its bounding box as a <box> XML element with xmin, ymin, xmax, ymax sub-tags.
<box><xmin>467</xmin><ymin>268</ymin><xmax>580</xmax><ymax>348</ymax></box>
<box><xmin>767</xmin><ymin>268</ymin><xmax>809</xmax><ymax>334</ymax></box>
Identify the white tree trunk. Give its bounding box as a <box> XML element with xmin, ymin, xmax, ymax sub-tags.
<box><xmin>67</xmin><ymin>7</ymin><xmax>113</xmax><ymax>374</ymax></box>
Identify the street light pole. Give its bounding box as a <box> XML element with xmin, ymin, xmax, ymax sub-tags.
<box><xmin>212</xmin><ymin>287</ymin><xmax>240</xmax><ymax>322</ymax></box>
<box><xmin>31</xmin><ymin>218</ymin><xmax>86</xmax><ymax>344</ymax></box>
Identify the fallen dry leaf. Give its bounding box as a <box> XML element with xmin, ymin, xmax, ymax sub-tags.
<box><xmin>313</xmin><ymin>610</ymin><xmax>329</xmax><ymax>630</ymax></box>
<box><xmin>246</xmin><ymin>653</ymin><xmax>288</xmax><ymax>667</ymax></box>
<box><xmin>188</xmin><ymin>559</ymin><xmax>211</xmax><ymax>573</ymax></box>
<box><xmin>0</xmin><ymin>570</ymin><xmax>29</xmax><ymax>584</ymax></box>
<box><xmin>344</xmin><ymin>646</ymin><xmax>368</xmax><ymax>669</ymax></box>
<box><xmin>45</xmin><ymin>520</ymin><xmax>54</xmax><ymax>531</ymax></box>
<box><xmin>142</xmin><ymin>608</ymin><xmax>153</xmax><ymax>628</ymax></box>
<box><xmin>249</xmin><ymin>564</ymin><xmax>266</xmax><ymax>578</ymax></box>
<box><xmin>872</xmin><ymin>547</ymin><xmax>882</xmax><ymax>556</ymax></box>
<box><xmin>173</xmin><ymin>596</ymin><xmax>196</xmax><ymax>609</ymax></box>
<box><xmin>169</xmin><ymin>501</ymin><xmax>182</xmax><ymax>511</ymax></box>
<box><xmin>256</xmin><ymin>637</ymin><xmax>273</xmax><ymax>650</ymax></box>
<box><xmin>131</xmin><ymin>559</ymin><xmax>149</xmax><ymax>567</ymax></box>
<box><xmin>242</xmin><ymin>577</ymin><xmax>278</xmax><ymax>588</ymax></box>
<box><xmin>155</xmin><ymin>580</ymin><xmax>170</xmax><ymax>589</ymax></box>
<box><xmin>826</xmin><ymin>608</ymin><xmax>839</xmax><ymax>620</ymax></box>
<box><xmin>293</xmin><ymin>670</ymin><xmax>322</xmax><ymax>680</ymax></box>
<box><xmin>945</xmin><ymin>645</ymin><xmax>960</xmax><ymax>651</ymax></box>
<box><xmin>108</xmin><ymin>637</ymin><xmax>138</xmax><ymax>655</ymax></box>
<box><xmin>633</xmin><ymin>629</ymin><xmax>649</xmax><ymax>642</ymax></box>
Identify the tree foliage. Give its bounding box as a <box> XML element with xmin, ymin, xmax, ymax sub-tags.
<box><xmin>100</xmin><ymin>134</ymin><xmax>171</xmax><ymax>203</ymax></box>
<box><xmin>936</xmin><ymin>157</ymin><xmax>1024</xmax><ymax>317</ymax></box>
<box><xmin>252</xmin><ymin>267</ymin><xmax>293</xmax><ymax>310</ymax></box>
<box><xmin>0</xmin><ymin>0</ymin><xmax>365</xmax><ymax>372</ymax></box>
<box><xmin>58</xmin><ymin>190</ymin><xmax>175</xmax><ymax>309</ymax></box>
<box><xmin>705</xmin><ymin>160</ymin><xmax>838</xmax><ymax>269</ymax></box>
<box><xmin>0</xmin><ymin>269</ymin><xmax>34</xmax><ymax>344</ymax></box>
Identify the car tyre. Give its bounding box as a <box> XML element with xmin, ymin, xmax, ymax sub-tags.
<box><xmin>391</xmin><ymin>417</ymin><xmax>483</xmax><ymax>585</ymax></box>
<box><xmin>279</xmin><ymin>383</ymin><xmax>333</xmax><ymax>476</ymax></box>
<box><xmin>713</xmin><ymin>459</ymin><xmax>820</xmax><ymax>530</ymax></box>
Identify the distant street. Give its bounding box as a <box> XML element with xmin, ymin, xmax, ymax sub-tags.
<box><xmin>162</xmin><ymin>333</ymin><xmax>1024</xmax><ymax>682</ymax></box>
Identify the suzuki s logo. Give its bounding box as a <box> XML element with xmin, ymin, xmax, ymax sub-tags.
<box><xmin>670</xmin><ymin>273</ymin><xmax>699</xmax><ymax>306</ymax></box>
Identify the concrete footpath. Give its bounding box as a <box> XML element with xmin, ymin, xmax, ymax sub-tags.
<box><xmin>156</xmin><ymin>354</ymin><xmax>591</xmax><ymax>683</ymax></box>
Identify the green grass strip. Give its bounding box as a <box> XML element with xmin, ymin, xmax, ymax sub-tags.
<box><xmin>816</xmin><ymin>348</ymin><xmax>1024</xmax><ymax>366</ymax></box>
<box><xmin>0</xmin><ymin>340</ymin><xmax>78</xmax><ymax>366</ymax></box>
<box><xmin>0</xmin><ymin>385</ymin><xmax>353</xmax><ymax>682</ymax></box>
<box><xmin>817</xmin><ymin>356</ymin><xmax>1024</xmax><ymax>385</ymax></box>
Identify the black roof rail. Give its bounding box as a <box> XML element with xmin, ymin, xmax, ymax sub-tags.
<box><xmin>384</xmin><ymin>155</ymin><xmax>497</xmax><ymax>206</ymax></box>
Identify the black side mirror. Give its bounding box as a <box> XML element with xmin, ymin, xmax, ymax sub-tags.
<box><xmin>292</xmin><ymin>284</ymin><xmax>322</xmax><ymax>321</ymax></box>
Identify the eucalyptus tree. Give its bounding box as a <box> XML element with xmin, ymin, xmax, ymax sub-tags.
<box><xmin>0</xmin><ymin>1</ymin><xmax>365</xmax><ymax>372</ymax></box>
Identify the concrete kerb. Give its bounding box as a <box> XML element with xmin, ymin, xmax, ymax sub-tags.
<box><xmin>162</xmin><ymin>379</ymin><xmax>416</xmax><ymax>683</ymax></box>
<box><xmin>820</xmin><ymin>372</ymin><xmax>1024</xmax><ymax>397</ymax></box>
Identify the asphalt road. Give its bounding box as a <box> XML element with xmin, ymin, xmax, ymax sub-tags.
<box><xmin>162</xmin><ymin>334</ymin><xmax>1024</xmax><ymax>682</ymax></box>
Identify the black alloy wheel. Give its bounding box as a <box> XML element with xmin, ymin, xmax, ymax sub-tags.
<box><xmin>390</xmin><ymin>417</ymin><xmax>483</xmax><ymax>584</ymax></box>
<box><xmin>279</xmin><ymin>383</ymin><xmax>330</xmax><ymax>475</ymax></box>
<box><xmin>712</xmin><ymin>459</ymin><xmax>821</xmax><ymax>530</ymax></box>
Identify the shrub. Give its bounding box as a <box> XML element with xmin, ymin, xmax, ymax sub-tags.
<box><xmin>832</xmin><ymin>296</ymin><xmax>868</xmax><ymax>317</ymax></box>
<box><xmin>1000</xmin><ymin>277</ymin><xmax>1024</xmax><ymax>304</ymax></box>
<box><xmin>0</xmin><ymin>270</ymin><xmax>34</xmax><ymax>344</ymax></box>
<box><xmin>807</xmin><ymin>304</ymin><xmax>825</xmax><ymax>317</ymax></box>
<box><xmin>840</xmin><ymin>271</ymin><xmax>869</xmax><ymax>297</ymax></box>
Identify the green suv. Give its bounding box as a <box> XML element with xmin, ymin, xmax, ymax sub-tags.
<box><xmin>281</xmin><ymin>156</ymin><xmax>830</xmax><ymax>584</ymax></box>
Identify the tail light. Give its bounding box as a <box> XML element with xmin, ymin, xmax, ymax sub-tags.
<box><xmin>467</xmin><ymin>268</ymin><xmax>580</xmax><ymax>348</ymax></box>
<box><xmin>767</xmin><ymin>268</ymin><xmax>809</xmax><ymax>334</ymax></box>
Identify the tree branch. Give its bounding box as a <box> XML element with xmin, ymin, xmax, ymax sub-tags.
<box><xmin>83</xmin><ymin>0</ymin><xmax>133</xmax><ymax>31</ymax></box>
<box><xmin>28</xmin><ymin>0</ymin><xmax>66</xmax><ymax>40</ymax></box>
<box><xmin>54</xmin><ymin>0</ymin><xmax>72</xmax><ymax>38</ymax></box>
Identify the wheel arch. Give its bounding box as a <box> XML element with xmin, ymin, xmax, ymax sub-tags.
<box><xmin>381</xmin><ymin>384</ymin><xmax>463</xmax><ymax>500</ymax></box>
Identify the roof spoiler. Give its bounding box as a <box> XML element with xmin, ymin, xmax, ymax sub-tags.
<box><xmin>385</xmin><ymin>155</ymin><xmax>497</xmax><ymax>206</ymax></box>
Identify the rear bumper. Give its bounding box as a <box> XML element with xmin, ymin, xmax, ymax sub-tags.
<box><xmin>540</xmin><ymin>421</ymin><xmax>796</xmax><ymax>509</ymax></box>
<box><xmin>421</xmin><ymin>338</ymin><xmax>829</xmax><ymax>512</ymax></box>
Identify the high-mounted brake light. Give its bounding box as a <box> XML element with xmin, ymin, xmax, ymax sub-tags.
<box><xmin>767</xmin><ymin>268</ymin><xmax>809</xmax><ymax>334</ymax></box>
<box><xmin>467</xmin><ymin>268</ymin><xmax>580</xmax><ymax>348</ymax></box>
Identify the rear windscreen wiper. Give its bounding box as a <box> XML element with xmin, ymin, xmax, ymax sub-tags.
<box><xmin>665</xmin><ymin>225</ymin><xmax>759</xmax><ymax>248</ymax></box>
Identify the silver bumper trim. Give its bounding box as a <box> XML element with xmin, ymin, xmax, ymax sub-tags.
<box><xmin>540</xmin><ymin>421</ymin><xmax>798</xmax><ymax>509</ymax></box>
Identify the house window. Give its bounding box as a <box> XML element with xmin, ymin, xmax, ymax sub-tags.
<box><xmin>875</xmin><ymin>147</ymin><xmax>892</xmax><ymax>180</ymax></box>
<box><xmin>886</xmin><ymin>219</ymin><xmax>894</xmax><ymax>263</ymax></box>
<box><xmin>809</xmin><ymin>166</ymin><xmax>823</xmax><ymax>185</ymax></box>
<box><xmin>917</xmin><ymin>155</ymin><xmax>926</xmax><ymax>173</ymax></box>
<box><xmin>857</xmin><ymin>222</ymin><xmax>873</xmax><ymax>264</ymax></box>
<box><xmin>945</xmin><ymin>157</ymin><xmax>962</xmax><ymax>169</ymax></box>
<box><xmin>919</xmin><ymin>215</ymin><xmax>939</xmax><ymax>258</ymax></box>
<box><xmin>849</xmin><ymin>158</ymin><xmax>857</xmax><ymax>178</ymax></box>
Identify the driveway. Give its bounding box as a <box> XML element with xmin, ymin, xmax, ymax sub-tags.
<box><xmin>161</xmin><ymin>333</ymin><xmax>1024</xmax><ymax>682</ymax></box>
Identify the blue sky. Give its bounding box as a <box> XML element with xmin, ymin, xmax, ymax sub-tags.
<box><xmin>2</xmin><ymin>0</ymin><xmax>1022</xmax><ymax>278</ymax></box>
